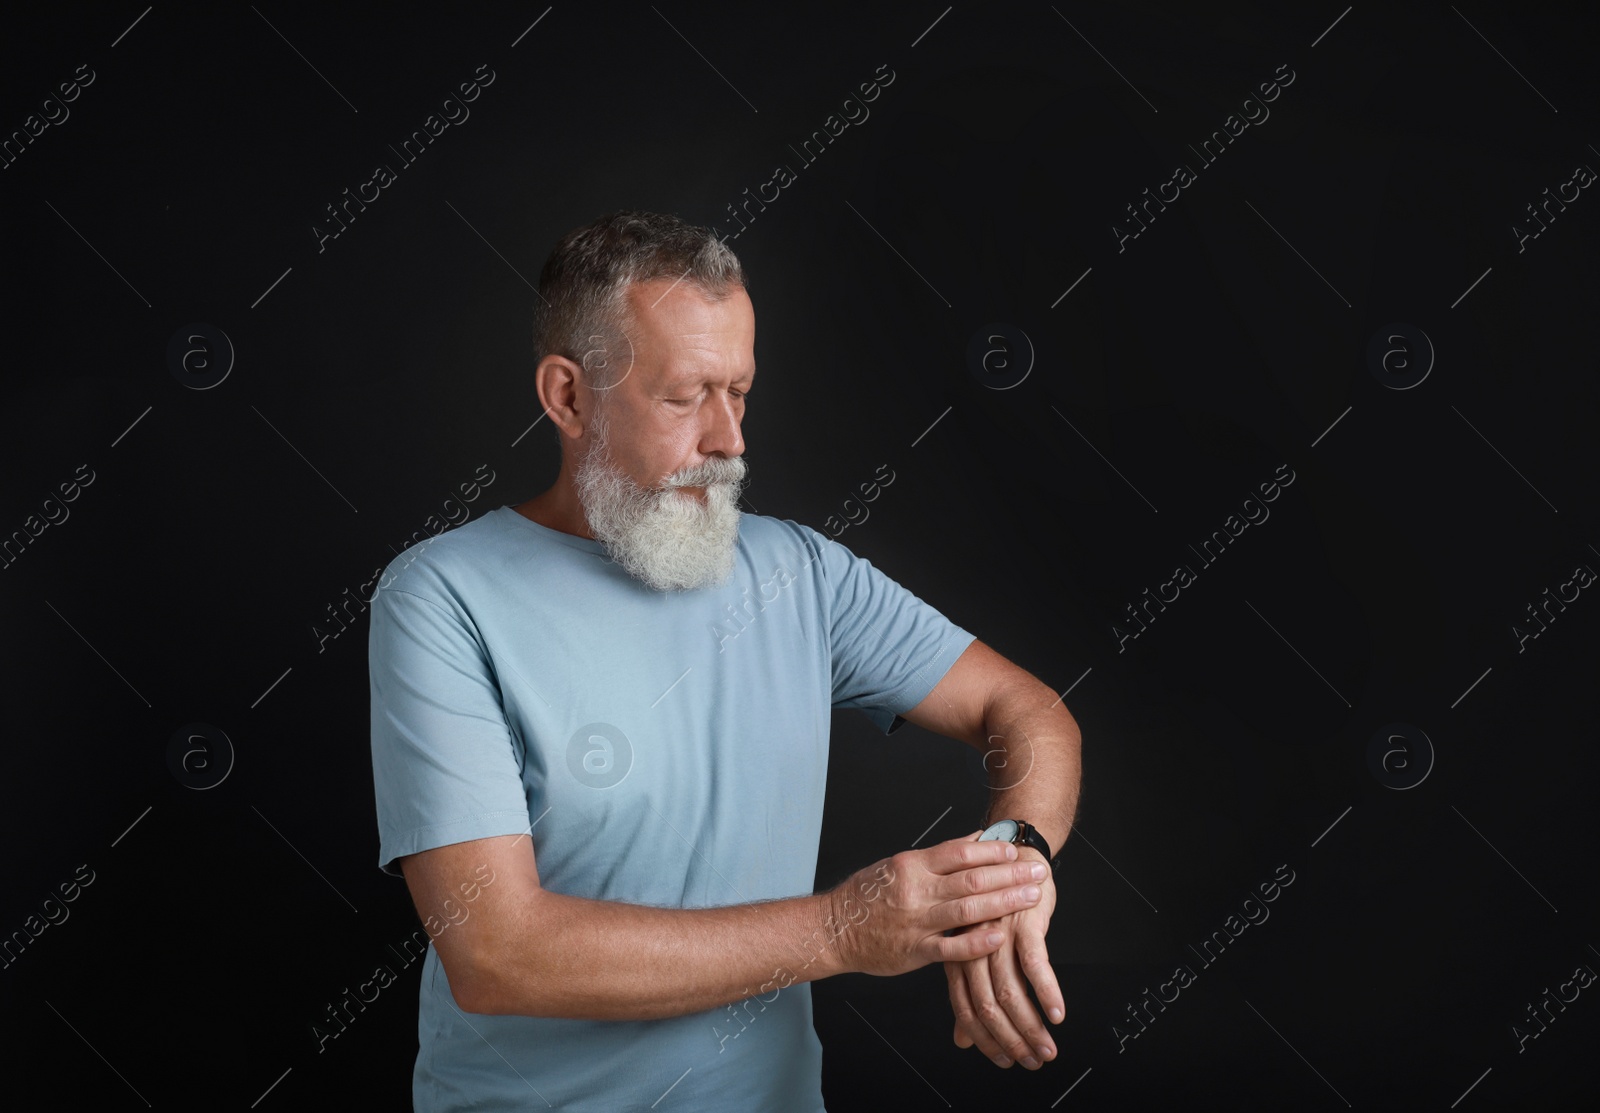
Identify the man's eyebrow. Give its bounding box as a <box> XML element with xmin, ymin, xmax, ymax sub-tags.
<box><xmin>663</xmin><ymin>365</ymin><xmax>757</xmax><ymax>388</ymax></box>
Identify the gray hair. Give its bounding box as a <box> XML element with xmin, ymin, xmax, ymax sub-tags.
<box><xmin>532</xmin><ymin>210</ymin><xmax>747</xmax><ymax>393</ymax></box>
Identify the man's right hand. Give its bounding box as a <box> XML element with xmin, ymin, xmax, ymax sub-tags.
<box><xmin>826</xmin><ymin>830</ymin><xmax>1047</xmax><ymax>977</ymax></box>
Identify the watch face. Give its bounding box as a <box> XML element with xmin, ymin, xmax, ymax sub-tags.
<box><xmin>978</xmin><ymin>819</ymin><xmax>1020</xmax><ymax>843</ymax></box>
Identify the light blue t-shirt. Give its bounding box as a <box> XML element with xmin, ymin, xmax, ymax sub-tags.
<box><xmin>368</xmin><ymin>504</ymin><xmax>975</xmax><ymax>1112</ymax></box>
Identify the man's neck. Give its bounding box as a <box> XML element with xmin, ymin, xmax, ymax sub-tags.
<box><xmin>514</xmin><ymin>486</ymin><xmax>595</xmax><ymax>540</ymax></box>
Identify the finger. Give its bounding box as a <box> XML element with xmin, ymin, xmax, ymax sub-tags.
<box><xmin>924</xmin><ymin>835</ymin><xmax>1017</xmax><ymax>874</ymax></box>
<box><xmin>925</xmin><ymin>923</ymin><xmax>1007</xmax><ymax>964</ymax></box>
<box><xmin>1018</xmin><ymin>919</ymin><xmax>1066</xmax><ymax>1026</ymax></box>
<box><xmin>946</xmin><ymin>958</ymin><xmax>1009</xmax><ymax>1063</ymax></box>
<box><xmin>991</xmin><ymin>931</ymin><xmax>1056</xmax><ymax>1067</ymax></box>
<box><xmin>942</xmin><ymin>961</ymin><xmax>976</xmax><ymax>1049</ymax></box>
<box><xmin>937</xmin><ymin>859</ymin><xmax>1050</xmax><ymax>903</ymax></box>
<box><xmin>932</xmin><ymin>884</ymin><xmax>1043</xmax><ymax>933</ymax></box>
<box><xmin>966</xmin><ymin>938</ymin><xmax>1029</xmax><ymax>1068</ymax></box>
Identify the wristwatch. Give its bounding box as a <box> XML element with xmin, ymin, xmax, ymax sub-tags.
<box><xmin>978</xmin><ymin>818</ymin><xmax>1057</xmax><ymax>868</ymax></box>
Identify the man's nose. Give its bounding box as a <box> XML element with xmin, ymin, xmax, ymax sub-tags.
<box><xmin>699</xmin><ymin>391</ymin><xmax>744</xmax><ymax>458</ymax></box>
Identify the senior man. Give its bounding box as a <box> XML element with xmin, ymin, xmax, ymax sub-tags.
<box><xmin>369</xmin><ymin>210</ymin><xmax>1082</xmax><ymax>1111</ymax></box>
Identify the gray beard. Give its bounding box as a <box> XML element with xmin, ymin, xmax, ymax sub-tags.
<box><xmin>573</xmin><ymin>403</ymin><xmax>749</xmax><ymax>592</ymax></box>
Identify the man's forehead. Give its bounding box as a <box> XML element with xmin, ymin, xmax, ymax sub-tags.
<box><xmin>626</xmin><ymin>280</ymin><xmax>755</xmax><ymax>383</ymax></box>
<box><xmin>626</xmin><ymin>279</ymin><xmax>749</xmax><ymax>327</ymax></box>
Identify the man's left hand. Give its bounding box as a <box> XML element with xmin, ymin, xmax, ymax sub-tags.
<box><xmin>943</xmin><ymin>848</ymin><xmax>1061</xmax><ymax>1069</ymax></box>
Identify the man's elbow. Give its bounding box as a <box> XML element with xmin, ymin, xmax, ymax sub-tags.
<box><xmin>448</xmin><ymin>932</ymin><xmax>574</xmax><ymax>1017</ymax></box>
<box><xmin>438</xmin><ymin>947</ymin><xmax>499</xmax><ymax>1014</ymax></box>
<box><xmin>446</xmin><ymin>949</ymin><xmax>539</xmax><ymax>1016</ymax></box>
<box><xmin>437</xmin><ymin>917</ymin><xmax>544</xmax><ymax>1016</ymax></box>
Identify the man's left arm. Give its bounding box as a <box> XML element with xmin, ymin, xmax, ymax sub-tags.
<box><xmin>899</xmin><ymin>638</ymin><xmax>1082</xmax><ymax>1071</ymax></box>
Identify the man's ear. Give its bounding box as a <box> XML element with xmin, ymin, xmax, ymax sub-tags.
<box><xmin>535</xmin><ymin>354</ymin><xmax>590</xmax><ymax>440</ymax></box>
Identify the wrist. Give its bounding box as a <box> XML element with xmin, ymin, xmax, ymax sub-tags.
<box><xmin>817</xmin><ymin>888</ymin><xmax>855</xmax><ymax>977</ymax></box>
<box><xmin>1016</xmin><ymin>846</ymin><xmax>1055</xmax><ymax>886</ymax></box>
<box><xmin>980</xmin><ymin>817</ymin><xmax>1058</xmax><ymax>870</ymax></box>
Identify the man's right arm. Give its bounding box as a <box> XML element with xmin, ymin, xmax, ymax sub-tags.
<box><xmin>400</xmin><ymin>830</ymin><xmax>1049</xmax><ymax>1020</ymax></box>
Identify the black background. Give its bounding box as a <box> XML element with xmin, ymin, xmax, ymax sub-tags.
<box><xmin>2</xmin><ymin>2</ymin><xmax>1596</xmax><ymax>1109</ymax></box>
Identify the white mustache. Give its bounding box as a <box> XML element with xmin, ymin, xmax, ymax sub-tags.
<box><xmin>663</xmin><ymin>457</ymin><xmax>746</xmax><ymax>491</ymax></box>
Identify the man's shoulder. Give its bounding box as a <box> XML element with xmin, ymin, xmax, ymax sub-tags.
<box><xmin>375</xmin><ymin>505</ymin><xmax>521</xmax><ymax>600</ymax></box>
<box><xmin>739</xmin><ymin>513</ymin><xmax>935</xmax><ymax>605</ymax></box>
<box><xmin>738</xmin><ymin>512</ymin><xmax>834</xmax><ymax>565</ymax></box>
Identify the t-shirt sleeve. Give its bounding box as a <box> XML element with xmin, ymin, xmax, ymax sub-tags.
<box><xmin>368</xmin><ymin>583</ymin><xmax>533</xmax><ymax>876</ymax></box>
<box><xmin>804</xmin><ymin>524</ymin><xmax>977</xmax><ymax>735</ymax></box>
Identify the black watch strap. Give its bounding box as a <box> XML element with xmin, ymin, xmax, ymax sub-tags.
<box><xmin>982</xmin><ymin>817</ymin><xmax>1058</xmax><ymax>868</ymax></box>
<box><xmin>1017</xmin><ymin>821</ymin><xmax>1056</xmax><ymax>868</ymax></box>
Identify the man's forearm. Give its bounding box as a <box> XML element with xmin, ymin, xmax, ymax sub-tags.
<box><xmin>461</xmin><ymin>888</ymin><xmax>850</xmax><ymax>1020</ymax></box>
<box><xmin>981</xmin><ymin>678</ymin><xmax>1082</xmax><ymax>859</ymax></box>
